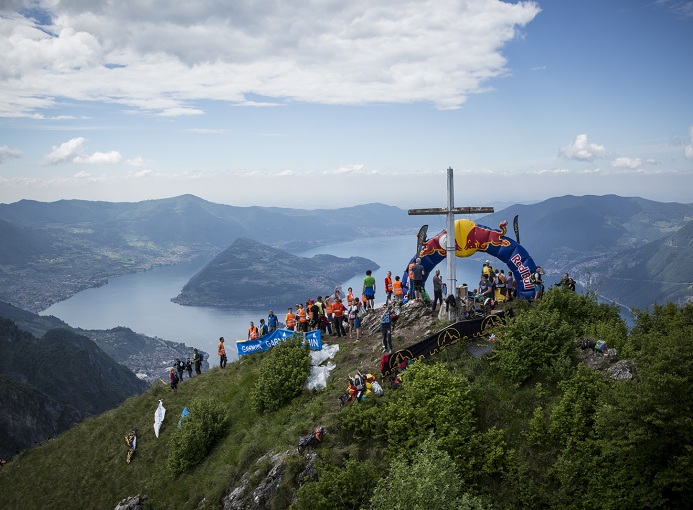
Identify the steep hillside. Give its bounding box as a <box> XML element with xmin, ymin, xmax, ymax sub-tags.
<box><xmin>0</xmin><ymin>318</ymin><xmax>148</xmax><ymax>460</ymax></box>
<box><xmin>173</xmin><ymin>237</ymin><xmax>379</xmax><ymax>308</ymax></box>
<box><xmin>1</xmin><ymin>295</ymin><xmax>690</xmax><ymax>510</ymax></box>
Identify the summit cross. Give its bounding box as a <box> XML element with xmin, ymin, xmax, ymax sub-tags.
<box><xmin>408</xmin><ymin>167</ymin><xmax>494</xmax><ymax>319</ymax></box>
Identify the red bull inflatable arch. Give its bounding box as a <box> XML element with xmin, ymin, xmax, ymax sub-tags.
<box><xmin>404</xmin><ymin>219</ymin><xmax>539</xmax><ymax>300</ymax></box>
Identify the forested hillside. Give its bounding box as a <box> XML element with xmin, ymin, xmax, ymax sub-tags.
<box><xmin>0</xmin><ymin>319</ymin><xmax>147</xmax><ymax>460</ymax></box>
<box><xmin>1</xmin><ymin>291</ymin><xmax>690</xmax><ymax>509</ymax></box>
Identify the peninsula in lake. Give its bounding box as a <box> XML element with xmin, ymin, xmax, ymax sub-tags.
<box><xmin>172</xmin><ymin>237</ymin><xmax>379</xmax><ymax>308</ymax></box>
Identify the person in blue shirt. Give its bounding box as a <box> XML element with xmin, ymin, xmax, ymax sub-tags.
<box><xmin>379</xmin><ymin>304</ymin><xmax>393</xmax><ymax>354</ymax></box>
<box><xmin>258</xmin><ymin>319</ymin><xmax>269</xmax><ymax>337</ymax></box>
<box><xmin>267</xmin><ymin>310</ymin><xmax>278</xmax><ymax>332</ymax></box>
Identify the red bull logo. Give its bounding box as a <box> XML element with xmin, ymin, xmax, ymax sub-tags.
<box><xmin>511</xmin><ymin>253</ymin><xmax>534</xmax><ymax>289</ymax></box>
<box><xmin>419</xmin><ymin>231</ymin><xmax>447</xmax><ymax>258</ymax></box>
<box><xmin>463</xmin><ymin>221</ymin><xmax>511</xmax><ymax>252</ymax></box>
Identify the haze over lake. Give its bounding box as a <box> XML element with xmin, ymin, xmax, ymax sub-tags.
<box><xmin>42</xmin><ymin>235</ymin><xmax>483</xmax><ymax>359</ymax></box>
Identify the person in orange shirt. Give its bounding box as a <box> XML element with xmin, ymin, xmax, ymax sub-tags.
<box><xmin>217</xmin><ymin>337</ymin><xmax>227</xmax><ymax>368</ymax></box>
<box><xmin>393</xmin><ymin>275</ymin><xmax>404</xmax><ymax>303</ymax></box>
<box><xmin>384</xmin><ymin>271</ymin><xmax>393</xmax><ymax>303</ymax></box>
<box><xmin>286</xmin><ymin>307</ymin><xmax>296</xmax><ymax>331</ymax></box>
<box><xmin>331</xmin><ymin>298</ymin><xmax>346</xmax><ymax>337</ymax></box>
<box><xmin>297</xmin><ymin>304</ymin><xmax>308</xmax><ymax>332</ymax></box>
<box><xmin>346</xmin><ymin>287</ymin><xmax>354</xmax><ymax>304</ymax></box>
<box><xmin>248</xmin><ymin>321</ymin><xmax>259</xmax><ymax>340</ymax></box>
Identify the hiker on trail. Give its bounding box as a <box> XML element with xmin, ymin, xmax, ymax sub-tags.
<box><xmin>380</xmin><ymin>304</ymin><xmax>393</xmax><ymax>354</ymax></box>
<box><xmin>384</xmin><ymin>271</ymin><xmax>393</xmax><ymax>303</ymax></box>
<box><xmin>267</xmin><ymin>310</ymin><xmax>278</xmax><ymax>332</ymax></box>
<box><xmin>218</xmin><ymin>337</ymin><xmax>227</xmax><ymax>368</ymax></box>
<box><xmin>393</xmin><ymin>275</ymin><xmax>404</xmax><ymax>303</ymax></box>
<box><xmin>286</xmin><ymin>307</ymin><xmax>296</xmax><ymax>331</ymax></box>
<box><xmin>193</xmin><ymin>348</ymin><xmax>203</xmax><ymax>374</ymax></box>
<box><xmin>169</xmin><ymin>367</ymin><xmax>178</xmax><ymax>395</ymax></box>
<box><xmin>411</xmin><ymin>258</ymin><xmax>425</xmax><ymax>302</ymax></box>
<box><xmin>363</xmin><ymin>270</ymin><xmax>376</xmax><ymax>310</ymax></box>
<box><xmin>185</xmin><ymin>357</ymin><xmax>193</xmax><ymax>378</ymax></box>
<box><xmin>431</xmin><ymin>269</ymin><xmax>443</xmax><ymax>314</ymax></box>
<box><xmin>175</xmin><ymin>357</ymin><xmax>185</xmax><ymax>382</ymax></box>
<box><xmin>248</xmin><ymin>321</ymin><xmax>259</xmax><ymax>340</ymax></box>
<box><xmin>332</xmin><ymin>298</ymin><xmax>346</xmax><ymax>338</ymax></box>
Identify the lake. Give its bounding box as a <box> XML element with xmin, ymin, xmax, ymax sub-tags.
<box><xmin>41</xmin><ymin>234</ymin><xmax>484</xmax><ymax>359</ymax></box>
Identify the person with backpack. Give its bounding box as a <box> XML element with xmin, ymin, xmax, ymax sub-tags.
<box><xmin>169</xmin><ymin>367</ymin><xmax>178</xmax><ymax>395</ymax></box>
<box><xmin>193</xmin><ymin>348</ymin><xmax>203</xmax><ymax>374</ymax></box>
<box><xmin>531</xmin><ymin>266</ymin><xmax>545</xmax><ymax>300</ymax></box>
<box><xmin>185</xmin><ymin>357</ymin><xmax>193</xmax><ymax>378</ymax></box>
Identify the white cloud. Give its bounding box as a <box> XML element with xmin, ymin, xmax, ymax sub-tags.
<box><xmin>611</xmin><ymin>157</ymin><xmax>642</xmax><ymax>169</ymax></box>
<box><xmin>0</xmin><ymin>1</ymin><xmax>542</xmax><ymax>117</ymax></box>
<box><xmin>686</xmin><ymin>126</ymin><xmax>693</xmax><ymax>160</ymax></box>
<box><xmin>0</xmin><ymin>145</ymin><xmax>22</xmax><ymax>163</ymax></box>
<box><xmin>44</xmin><ymin>137</ymin><xmax>122</xmax><ymax>165</ymax></box>
<box><xmin>559</xmin><ymin>134</ymin><xmax>607</xmax><ymax>162</ymax></box>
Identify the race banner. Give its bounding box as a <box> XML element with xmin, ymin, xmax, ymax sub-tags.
<box><xmin>381</xmin><ymin>310</ymin><xmax>510</xmax><ymax>376</ymax></box>
<box><xmin>236</xmin><ymin>329</ymin><xmax>322</xmax><ymax>357</ymax></box>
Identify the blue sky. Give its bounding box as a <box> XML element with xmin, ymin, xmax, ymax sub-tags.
<box><xmin>1</xmin><ymin>0</ymin><xmax>691</xmax><ymax>209</ymax></box>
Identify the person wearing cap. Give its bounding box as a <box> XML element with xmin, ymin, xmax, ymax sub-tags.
<box><xmin>218</xmin><ymin>337</ymin><xmax>227</xmax><ymax>368</ymax></box>
<box><xmin>411</xmin><ymin>257</ymin><xmax>425</xmax><ymax>302</ymax></box>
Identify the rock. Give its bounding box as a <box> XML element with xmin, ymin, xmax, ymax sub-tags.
<box><xmin>114</xmin><ymin>495</ymin><xmax>147</xmax><ymax>510</ymax></box>
<box><xmin>222</xmin><ymin>451</ymin><xmax>289</xmax><ymax>510</ymax></box>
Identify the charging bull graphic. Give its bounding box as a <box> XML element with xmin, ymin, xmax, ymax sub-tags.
<box><xmin>403</xmin><ymin>219</ymin><xmax>538</xmax><ymax>300</ymax></box>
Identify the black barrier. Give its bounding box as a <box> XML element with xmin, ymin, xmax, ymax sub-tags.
<box><xmin>381</xmin><ymin>309</ymin><xmax>510</xmax><ymax>376</ymax></box>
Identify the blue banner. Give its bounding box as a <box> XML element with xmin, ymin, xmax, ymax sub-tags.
<box><xmin>236</xmin><ymin>329</ymin><xmax>322</xmax><ymax>357</ymax></box>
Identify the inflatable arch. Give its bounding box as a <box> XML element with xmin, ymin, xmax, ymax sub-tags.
<box><xmin>403</xmin><ymin>219</ymin><xmax>539</xmax><ymax>300</ymax></box>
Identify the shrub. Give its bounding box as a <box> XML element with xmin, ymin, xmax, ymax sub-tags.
<box><xmin>383</xmin><ymin>362</ymin><xmax>475</xmax><ymax>462</ymax></box>
<box><xmin>251</xmin><ymin>335</ymin><xmax>311</xmax><ymax>413</ymax></box>
<box><xmin>492</xmin><ymin>309</ymin><xmax>573</xmax><ymax>385</ymax></box>
<box><xmin>290</xmin><ymin>455</ymin><xmax>379</xmax><ymax>510</ymax></box>
<box><xmin>167</xmin><ymin>396</ymin><xmax>229</xmax><ymax>476</ymax></box>
<box><xmin>369</xmin><ymin>434</ymin><xmax>488</xmax><ymax>510</ymax></box>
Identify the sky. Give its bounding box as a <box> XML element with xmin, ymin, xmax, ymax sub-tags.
<box><xmin>0</xmin><ymin>0</ymin><xmax>692</xmax><ymax>210</ymax></box>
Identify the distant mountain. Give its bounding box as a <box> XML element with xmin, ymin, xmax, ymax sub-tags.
<box><xmin>483</xmin><ymin>194</ymin><xmax>693</xmax><ymax>267</ymax></box>
<box><xmin>0</xmin><ymin>195</ymin><xmax>419</xmax><ymax>312</ymax></box>
<box><xmin>0</xmin><ymin>317</ymin><xmax>147</xmax><ymax>460</ymax></box>
<box><xmin>592</xmin><ymin>221</ymin><xmax>693</xmax><ymax>309</ymax></box>
<box><xmin>173</xmin><ymin>237</ymin><xmax>379</xmax><ymax>308</ymax></box>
